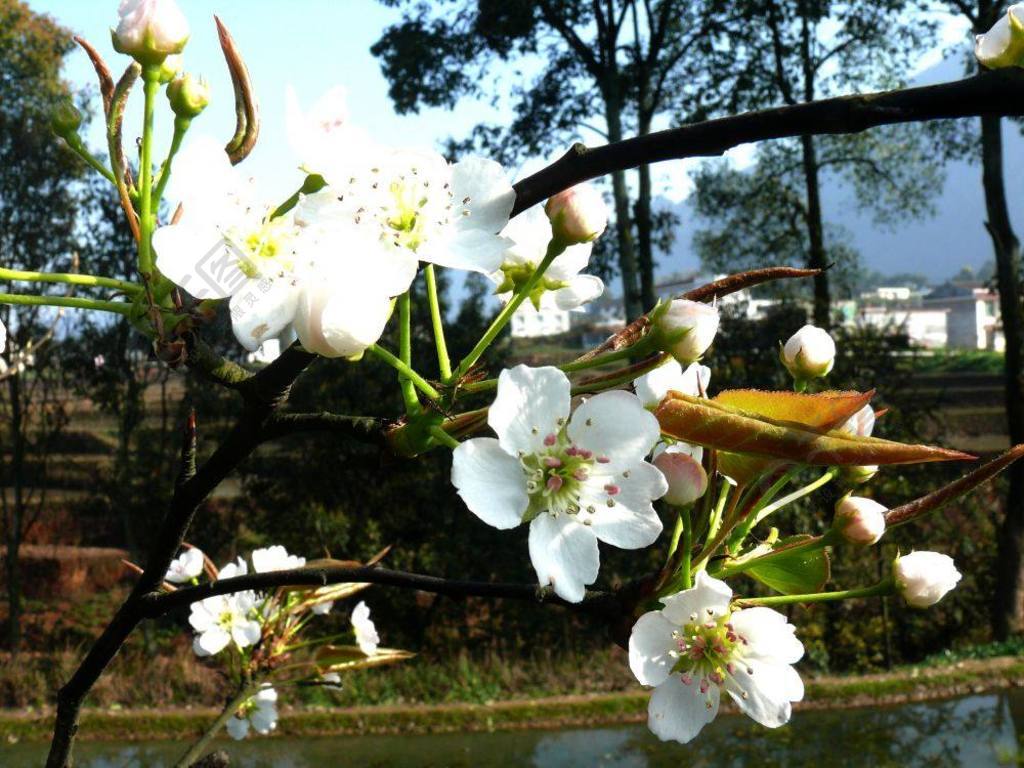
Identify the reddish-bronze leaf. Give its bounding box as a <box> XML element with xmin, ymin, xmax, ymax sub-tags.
<box><xmin>656</xmin><ymin>392</ymin><xmax>973</xmax><ymax>468</ymax></box>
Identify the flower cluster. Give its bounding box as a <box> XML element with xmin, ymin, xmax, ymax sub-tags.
<box><xmin>162</xmin><ymin>544</ymin><xmax>405</xmax><ymax>741</ymax></box>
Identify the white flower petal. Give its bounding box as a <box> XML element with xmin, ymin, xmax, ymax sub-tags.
<box><xmin>659</xmin><ymin>571</ymin><xmax>732</xmax><ymax>625</ymax></box>
<box><xmin>729</xmin><ymin>607</ymin><xmax>805</xmax><ymax>665</ymax></box>
<box><xmin>553</xmin><ymin>275</ymin><xmax>604</xmax><ymax>310</ymax></box>
<box><xmin>528</xmin><ymin>512</ymin><xmax>599</xmax><ymax>603</ymax></box>
<box><xmin>232</xmin><ymin>619</ymin><xmax>262</xmax><ymax>649</ymax></box>
<box><xmin>152</xmin><ymin>226</ymin><xmax>244</xmax><ymax>300</ymax></box>
<box><xmin>584</xmin><ymin>462</ymin><xmax>666</xmax><ymax>549</ymax></box>
<box><xmin>450</xmin><ymin>156</ymin><xmax>515</xmax><ymax>235</ymax></box>
<box><xmin>196</xmin><ymin>625</ymin><xmax>231</xmax><ymax>656</ymax></box>
<box><xmin>488</xmin><ymin>365</ymin><xmax>571</xmax><ymax>456</ymax></box>
<box><xmin>725</xmin><ymin>658</ymin><xmax>802</xmax><ymax>728</ymax></box>
<box><xmin>352</xmin><ymin>600</ymin><xmax>380</xmax><ymax>655</ymax></box>
<box><xmin>546</xmin><ymin>242</ymin><xmax>594</xmax><ymax>281</ymax></box>
<box><xmin>225</xmin><ymin>715</ymin><xmax>250</xmax><ymax>741</ymax></box>
<box><xmin>229</xmin><ymin>277</ymin><xmax>300</xmax><ymax>352</ymax></box>
<box><xmin>647</xmin><ymin>674</ymin><xmax>719</xmax><ymax>744</ymax></box>
<box><xmin>567</xmin><ymin>390</ymin><xmax>661</xmax><ymax>472</ymax></box>
<box><xmin>629</xmin><ymin>611</ymin><xmax>679</xmax><ymax>687</ymax></box>
<box><xmin>428</xmin><ymin>228</ymin><xmax>511</xmax><ymax>274</ymax></box>
<box><xmin>451</xmin><ymin>438</ymin><xmax>528</xmax><ymax>530</ymax></box>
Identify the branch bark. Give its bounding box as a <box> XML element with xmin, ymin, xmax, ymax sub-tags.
<box><xmin>510</xmin><ymin>69</ymin><xmax>1024</xmax><ymax>215</ymax></box>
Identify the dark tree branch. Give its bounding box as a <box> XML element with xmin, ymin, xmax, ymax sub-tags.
<box><xmin>145</xmin><ymin>565</ymin><xmax>614</xmax><ymax>616</ymax></box>
<box><xmin>260</xmin><ymin>412</ymin><xmax>386</xmax><ymax>444</ymax></box>
<box><xmin>511</xmin><ymin>69</ymin><xmax>1024</xmax><ymax>215</ymax></box>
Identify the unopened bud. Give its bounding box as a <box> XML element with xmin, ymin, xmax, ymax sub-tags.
<box><xmin>50</xmin><ymin>98</ymin><xmax>83</xmax><ymax>137</ymax></box>
<box><xmin>653</xmin><ymin>450</ymin><xmax>708</xmax><ymax>507</ymax></box>
<box><xmin>833</xmin><ymin>496</ymin><xmax>886</xmax><ymax>545</ymax></box>
<box><xmin>839</xmin><ymin>464</ymin><xmax>879</xmax><ymax>486</ymax></box>
<box><xmin>975</xmin><ymin>4</ymin><xmax>1024</xmax><ymax>69</ymax></box>
<box><xmin>544</xmin><ymin>183</ymin><xmax>607</xmax><ymax>245</ymax></box>
<box><xmin>653</xmin><ymin>299</ymin><xmax>720</xmax><ymax>364</ymax></box>
<box><xmin>167</xmin><ymin>73</ymin><xmax>210</xmax><ymax>119</ymax></box>
<box><xmin>781</xmin><ymin>324</ymin><xmax>835</xmax><ymax>383</ymax></box>
<box><xmin>112</xmin><ymin>0</ymin><xmax>190</xmax><ymax>65</ymax></box>
<box><xmin>156</xmin><ymin>53</ymin><xmax>184</xmax><ymax>84</ymax></box>
<box><xmin>894</xmin><ymin>551</ymin><xmax>961</xmax><ymax>608</ymax></box>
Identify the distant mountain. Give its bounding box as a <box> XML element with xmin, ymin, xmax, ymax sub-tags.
<box><xmin>657</xmin><ymin>56</ymin><xmax>1024</xmax><ymax>285</ymax></box>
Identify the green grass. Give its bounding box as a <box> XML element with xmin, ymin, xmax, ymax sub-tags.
<box><xmin>912</xmin><ymin>349</ymin><xmax>1005</xmax><ymax>374</ymax></box>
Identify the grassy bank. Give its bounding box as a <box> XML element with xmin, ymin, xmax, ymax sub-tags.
<box><xmin>2</xmin><ymin>654</ymin><xmax>1022</xmax><ymax>743</ymax></box>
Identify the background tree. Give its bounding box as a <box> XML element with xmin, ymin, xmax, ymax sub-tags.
<box><xmin>372</xmin><ymin>0</ymin><xmax>723</xmax><ymax>320</ymax></box>
<box><xmin>694</xmin><ymin>0</ymin><xmax>940</xmax><ymax>327</ymax></box>
<box><xmin>0</xmin><ymin>0</ymin><xmax>88</xmax><ymax>651</ymax></box>
<box><xmin>938</xmin><ymin>0</ymin><xmax>1024</xmax><ymax>638</ymax></box>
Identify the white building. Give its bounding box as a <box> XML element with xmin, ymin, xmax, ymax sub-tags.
<box><xmin>923</xmin><ymin>284</ymin><xmax>1003</xmax><ymax>351</ymax></box>
<box><xmin>509</xmin><ymin>303</ymin><xmax>572</xmax><ymax>339</ymax></box>
<box><xmin>857</xmin><ymin>307</ymin><xmax>949</xmax><ymax>349</ymax></box>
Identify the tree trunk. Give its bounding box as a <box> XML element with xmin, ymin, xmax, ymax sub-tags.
<box><xmin>604</xmin><ymin>93</ymin><xmax>642</xmax><ymax>321</ymax></box>
<box><xmin>635</xmin><ymin>161</ymin><xmax>656</xmax><ymax>311</ymax></box>
<box><xmin>981</xmin><ymin>114</ymin><xmax>1024</xmax><ymax>639</ymax></box>
<box><xmin>5</xmin><ymin>370</ymin><xmax>25</xmax><ymax>651</ymax></box>
<box><xmin>799</xmin><ymin>134</ymin><xmax>830</xmax><ymax>327</ymax></box>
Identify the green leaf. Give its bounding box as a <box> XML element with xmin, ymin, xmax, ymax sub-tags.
<box><xmin>744</xmin><ymin>535</ymin><xmax>831</xmax><ymax>595</ymax></box>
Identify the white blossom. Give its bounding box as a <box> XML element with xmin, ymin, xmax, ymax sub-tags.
<box><xmin>976</xmin><ymin>5</ymin><xmax>1024</xmax><ymax>69</ymax></box>
<box><xmin>251</xmin><ymin>545</ymin><xmax>306</xmax><ymax>573</ymax></box>
<box><xmin>451</xmin><ymin>365</ymin><xmax>668</xmax><ymax>603</ymax></box>
<box><xmin>297</xmin><ymin>134</ymin><xmax>515</xmax><ymax>275</ymax></box>
<box><xmin>351</xmin><ymin>600</ymin><xmax>380</xmax><ymax>655</ymax></box>
<box><xmin>188</xmin><ymin>591</ymin><xmax>261</xmax><ymax>657</ymax></box>
<box><xmin>894</xmin><ymin>551</ymin><xmax>961</xmax><ymax>608</ymax></box>
<box><xmin>654</xmin><ymin>300</ymin><xmax>720</xmax><ymax>364</ymax></box>
<box><xmin>226</xmin><ymin>686</ymin><xmax>278</xmax><ymax>740</ymax></box>
<box><xmin>544</xmin><ymin>183</ymin><xmax>608</xmax><ymax>245</ymax></box>
<box><xmin>833</xmin><ymin>496</ymin><xmax>887</xmax><ymax>546</ymax></box>
<box><xmin>165</xmin><ymin>547</ymin><xmax>204</xmax><ymax>584</ymax></box>
<box><xmin>112</xmin><ymin>0</ymin><xmax>189</xmax><ymax>63</ymax></box>
<box><xmin>629</xmin><ymin>571</ymin><xmax>804</xmax><ymax>744</ymax></box>
<box><xmin>0</xmin><ymin>318</ymin><xmax>6</xmax><ymax>354</ymax></box>
<box><xmin>781</xmin><ymin>325</ymin><xmax>836</xmax><ymax>381</ymax></box>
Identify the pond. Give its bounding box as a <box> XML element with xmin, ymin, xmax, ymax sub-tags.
<box><xmin>8</xmin><ymin>690</ymin><xmax>1024</xmax><ymax>767</ymax></box>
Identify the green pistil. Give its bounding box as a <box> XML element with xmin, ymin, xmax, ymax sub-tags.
<box><xmin>519</xmin><ymin>430</ymin><xmax>615</xmax><ymax>522</ymax></box>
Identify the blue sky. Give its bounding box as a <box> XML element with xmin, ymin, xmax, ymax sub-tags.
<box><xmin>28</xmin><ymin>1</ymin><xmax>982</xmax><ymax>287</ymax></box>
<box><xmin>29</xmin><ymin>0</ymin><xmax>519</xmax><ymax>199</ymax></box>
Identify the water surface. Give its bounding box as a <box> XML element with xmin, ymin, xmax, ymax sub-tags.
<box><xmin>8</xmin><ymin>691</ymin><xmax>1024</xmax><ymax>767</ymax></box>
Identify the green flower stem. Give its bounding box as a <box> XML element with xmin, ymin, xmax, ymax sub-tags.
<box><xmin>368</xmin><ymin>343</ymin><xmax>441</xmax><ymax>402</ymax></box>
<box><xmin>569</xmin><ymin>354</ymin><xmax>667</xmax><ymax>395</ymax></box>
<box><xmin>423</xmin><ymin>265</ymin><xmax>452</xmax><ymax>380</ymax></box>
<box><xmin>397</xmin><ymin>293</ymin><xmax>420</xmax><ymax>414</ymax></box>
<box><xmin>0</xmin><ymin>293</ymin><xmax>132</xmax><ymax>316</ymax></box>
<box><xmin>450</xmin><ymin>240</ymin><xmax>563</xmax><ymax>382</ymax></box>
<box><xmin>727</xmin><ymin>467</ymin><xmax>801</xmax><ymax>554</ymax></box>
<box><xmin>62</xmin><ymin>134</ymin><xmax>116</xmax><ymax>185</ymax></box>
<box><xmin>705</xmin><ymin>481</ymin><xmax>731</xmax><ymax>545</ymax></box>
<box><xmin>152</xmin><ymin>116</ymin><xmax>190</xmax><ymax>208</ymax></box>
<box><xmin>429</xmin><ymin>425</ymin><xmax>461</xmax><ymax>449</ymax></box>
<box><xmin>137</xmin><ymin>67</ymin><xmax>161</xmax><ymax>279</ymax></box>
<box><xmin>0</xmin><ymin>267</ymin><xmax>142</xmax><ymax>295</ymax></box>
<box><xmin>735</xmin><ymin>579</ymin><xmax>893</xmax><ymax>608</ymax></box>
<box><xmin>173</xmin><ymin>682</ymin><xmax>258</xmax><ymax>768</ymax></box>
<box><xmin>560</xmin><ymin>344</ymin><xmax>647</xmax><ymax>373</ymax></box>
<box><xmin>750</xmin><ymin>468</ymin><xmax>837</xmax><ymax>528</ymax></box>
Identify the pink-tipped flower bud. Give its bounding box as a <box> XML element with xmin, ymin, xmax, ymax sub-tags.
<box><xmin>112</xmin><ymin>0</ymin><xmax>190</xmax><ymax>64</ymax></box>
<box><xmin>833</xmin><ymin>496</ymin><xmax>886</xmax><ymax>546</ymax></box>
<box><xmin>894</xmin><ymin>551</ymin><xmax>961</xmax><ymax>608</ymax></box>
<box><xmin>544</xmin><ymin>183</ymin><xmax>608</xmax><ymax>245</ymax></box>
<box><xmin>653</xmin><ymin>450</ymin><xmax>708</xmax><ymax>507</ymax></box>
<box><xmin>654</xmin><ymin>299</ymin><xmax>720</xmax><ymax>364</ymax></box>
<box><xmin>975</xmin><ymin>4</ymin><xmax>1024</xmax><ymax>69</ymax></box>
<box><xmin>781</xmin><ymin>324</ymin><xmax>836</xmax><ymax>382</ymax></box>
